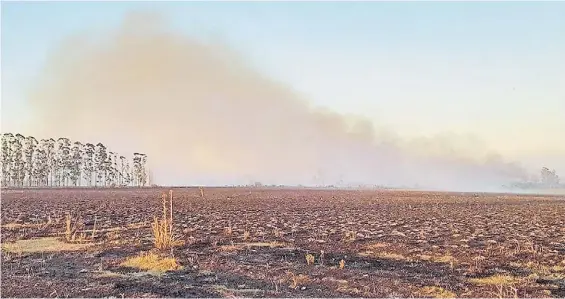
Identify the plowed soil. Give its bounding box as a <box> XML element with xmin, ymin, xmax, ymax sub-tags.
<box><xmin>1</xmin><ymin>188</ymin><xmax>564</xmax><ymax>298</ymax></box>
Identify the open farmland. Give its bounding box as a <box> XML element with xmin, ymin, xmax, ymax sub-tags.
<box><xmin>1</xmin><ymin>188</ymin><xmax>565</xmax><ymax>298</ymax></box>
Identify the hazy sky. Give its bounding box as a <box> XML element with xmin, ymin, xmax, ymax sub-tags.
<box><xmin>2</xmin><ymin>1</ymin><xmax>564</xmax><ymax>183</ymax></box>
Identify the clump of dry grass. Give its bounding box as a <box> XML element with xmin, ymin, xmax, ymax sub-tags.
<box><xmin>219</xmin><ymin>244</ymin><xmax>240</xmax><ymax>252</ymax></box>
<box><xmin>418</xmin><ymin>286</ymin><xmax>457</xmax><ymax>298</ymax></box>
<box><xmin>435</xmin><ymin>254</ymin><xmax>457</xmax><ymax>264</ymax></box>
<box><xmin>491</xmin><ymin>284</ymin><xmax>518</xmax><ymax>299</ymax></box>
<box><xmin>344</xmin><ymin>231</ymin><xmax>357</xmax><ymax>243</ymax></box>
<box><xmin>120</xmin><ymin>252</ymin><xmax>181</xmax><ymax>273</ymax></box>
<box><xmin>469</xmin><ymin>274</ymin><xmax>521</xmax><ymax>286</ymax></box>
<box><xmin>361</xmin><ymin>250</ymin><xmax>408</xmax><ymax>261</ymax></box>
<box><xmin>2</xmin><ymin>237</ymin><xmax>91</xmax><ymax>254</ymax></box>
<box><xmin>519</xmin><ymin>261</ymin><xmax>565</xmax><ymax>276</ymax></box>
<box><xmin>151</xmin><ymin>190</ymin><xmax>177</xmax><ymax>250</ymax></box>
<box><xmin>220</xmin><ymin>241</ymin><xmax>287</xmax><ymax>252</ymax></box>
<box><xmin>224</xmin><ymin>223</ymin><xmax>233</xmax><ymax>236</ymax></box>
<box><xmin>305</xmin><ymin>253</ymin><xmax>315</xmax><ymax>265</ymax></box>
<box><xmin>339</xmin><ymin>259</ymin><xmax>345</xmax><ymax>269</ymax></box>
<box><xmin>364</xmin><ymin>242</ymin><xmax>389</xmax><ymax>250</ymax></box>
<box><xmin>286</xmin><ymin>272</ymin><xmax>310</xmax><ymax>289</ymax></box>
<box><xmin>377</xmin><ymin>252</ymin><xmax>407</xmax><ymax>261</ymax></box>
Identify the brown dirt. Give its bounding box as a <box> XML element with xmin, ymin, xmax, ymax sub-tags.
<box><xmin>1</xmin><ymin>188</ymin><xmax>564</xmax><ymax>298</ymax></box>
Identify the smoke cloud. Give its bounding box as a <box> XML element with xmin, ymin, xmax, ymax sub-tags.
<box><xmin>25</xmin><ymin>12</ymin><xmax>527</xmax><ymax>190</ymax></box>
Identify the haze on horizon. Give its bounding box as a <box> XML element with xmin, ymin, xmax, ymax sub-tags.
<box><xmin>2</xmin><ymin>2</ymin><xmax>564</xmax><ymax>190</ymax></box>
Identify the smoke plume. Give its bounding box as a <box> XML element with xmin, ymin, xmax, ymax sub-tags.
<box><xmin>25</xmin><ymin>12</ymin><xmax>527</xmax><ymax>190</ymax></box>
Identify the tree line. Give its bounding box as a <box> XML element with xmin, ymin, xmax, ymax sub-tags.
<box><xmin>1</xmin><ymin>133</ymin><xmax>149</xmax><ymax>188</ymax></box>
<box><xmin>507</xmin><ymin>167</ymin><xmax>562</xmax><ymax>190</ymax></box>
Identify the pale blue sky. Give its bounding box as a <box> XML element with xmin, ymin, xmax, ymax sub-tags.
<box><xmin>2</xmin><ymin>1</ymin><xmax>564</xmax><ymax>172</ymax></box>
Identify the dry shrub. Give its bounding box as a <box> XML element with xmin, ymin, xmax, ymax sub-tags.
<box><xmin>152</xmin><ymin>190</ymin><xmax>176</xmax><ymax>250</ymax></box>
<box><xmin>64</xmin><ymin>212</ymin><xmax>92</xmax><ymax>243</ymax></box>
<box><xmin>120</xmin><ymin>252</ymin><xmax>180</xmax><ymax>273</ymax></box>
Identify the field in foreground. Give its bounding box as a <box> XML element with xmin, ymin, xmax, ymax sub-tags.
<box><xmin>1</xmin><ymin>188</ymin><xmax>564</xmax><ymax>298</ymax></box>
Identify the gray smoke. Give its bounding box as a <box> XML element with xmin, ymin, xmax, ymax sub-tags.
<box><xmin>24</xmin><ymin>11</ymin><xmax>528</xmax><ymax>190</ymax></box>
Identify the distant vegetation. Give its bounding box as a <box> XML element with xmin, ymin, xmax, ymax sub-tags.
<box><xmin>1</xmin><ymin>133</ymin><xmax>149</xmax><ymax>188</ymax></box>
<box><xmin>507</xmin><ymin>167</ymin><xmax>562</xmax><ymax>191</ymax></box>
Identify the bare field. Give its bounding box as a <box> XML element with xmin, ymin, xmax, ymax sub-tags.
<box><xmin>1</xmin><ymin>188</ymin><xmax>564</xmax><ymax>298</ymax></box>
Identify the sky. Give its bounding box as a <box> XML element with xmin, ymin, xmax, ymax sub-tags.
<box><xmin>1</xmin><ymin>1</ymin><xmax>564</xmax><ymax>186</ymax></box>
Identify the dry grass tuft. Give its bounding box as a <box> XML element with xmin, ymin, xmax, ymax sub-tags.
<box><xmin>491</xmin><ymin>284</ymin><xmax>518</xmax><ymax>299</ymax></box>
<box><xmin>220</xmin><ymin>241</ymin><xmax>287</xmax><ymax>252</ymax></box>
<box><xmin>305</xmin><ymin>253</ymin><xmax>315</xmax><ymax>265</ymax></box>
<box><xmin>469</xmin><ymin>274</ymin><xmax>521</xmax><ymax>286</ymax></box>
<box><xmin>518</xmin><ymin>261</ymin><xmax>565</xmax><ymax>277</ymax></box>
<box><xmin>435</xmin><ymin>254</ymin><xmax>457</xmax><ymax>264</ymax></box>
<box><xmin>219</xmin><ymin>244</ymin><xmax>240</xmax><ymax>252</ymax></box>
<box><xmin>224</xmin><ymin>225</ymin><xmax>233</xmax><ymax>236</ymax></box>
<box><xmin>418</xmin><ymin>286</ymin><xmax>457</xmax><ymax>298</ymax></box>
<box><xmin>120</xmin><ymin>252</ymin><xmax>181</xmax><ymax>273</ymax></box>
<box><xmin>344</xmin><ymin>231</ymin><xmax>357</xmax><ymax>243</ymax></box>
<box><xmin>364</xmin><ymin>242</ymin><xmax>389</xmax><ymax>250</ymax></box>
<box><xmin>151</xmin><ymin>190</ymin><xmax>176</xmax><ymax>250</ymax></box>
<box><xmin>287</xmin><ymin>272</ymin><xmax>310</xmax><ymax>289</ymax></box>
<box><xmin>2</xmin><ymin>237</ymin><xmax>91</xmax><ymax>253</ymax></box>
<box><xmin>339</xmin><ymin>259</ymin><xmax>345</xmax><ymax>269</ymax></box>
<box><xmin>244</xmin><ymin>241</ymin><xmax>287</xmax><ymax>248</ymax></box>
<box><xmin>378</xmin><ymin>252</ymin><xmax>407</xmax><ymax>261</ymax></box>
<box><xmin>361</xmin><ymin>250</ymin><xmax>408</xmax><ymax>261</ymax></box>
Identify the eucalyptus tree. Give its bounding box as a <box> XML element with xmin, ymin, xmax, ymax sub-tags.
<box><xmin>70</xmin><ymin>141</ymin><xmax>83</xmax><ymax>186</ymax></box>
<box><xmin>140</xmin><ymin>153</ymin><xmax>148</xmax><ymax>186</ymax></box>
<box><xmin>132</xmin><ymin>153</ymin><xmax>144</xmax><ymax>187</ymax></box>
<box><xmin>82</xmin><ymin>143</ymin><xmax>95</xmax><ymax>186</ymax></box>
<box><xmin>23</xmin><ymin>136</ymin><xmax>38</xmax><ymax>186</ymax></box>
<box><xmin>43</xmin><ymin>138</ymin><xmax>56</xmax><ymax>186</ymax></box>
<box><xmin>111</xmin><ymin>152</ymin><xmax>119</xmax><ymax>186</ymax></box>
<box><xmin>11</xmin><ymin>134</ymin><xmax>25</xmax><ymax>187</ymax></box>
<box><xmin>1</xmin><ymin>133</ymin><xmax>14</xmax><ymax>186</ymax></box>
<box><xmin>120</xmin><ymin>155</ymin><xmax>132</xmax><ymax>186</ymax></box>
<box><xmin>105</xmin><ymin>152</ymin><xmax>117</xmax><ymax>187</ymax></box>
<box><xmin>94</xmin><ymin>143</ymin><xmax>108</xmax><ymax>187</ymax></box>
<box><xmin>33</xmin><ymin>147</ymin><xmax>48</xmax><ymax>186</ymax></box>
<box><xmin>55</xmin><ymin>138</ymin><xmax>72</xmax><ymax>186</ymax></box>
<box><xmin>118</xmin><ymin>155</ymin><xmax>125</xmax><ymax>186</ymax></box>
